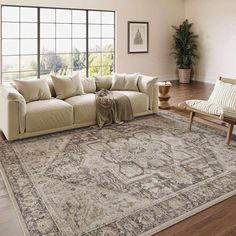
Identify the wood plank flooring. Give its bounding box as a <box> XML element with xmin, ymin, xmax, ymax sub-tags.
<box><xmin>0</xmin><ymin>80</ymin><xmax>236</xmax><ymax>236</ymax></box>
<box><xmin>0</xmin><ymin>177</ymin><xmax>24</xmax><ymax>236</ymax></box>
<box><xmin>153</xmin><ymin>81</ymin><xmax>236</xmax><ymax>236</ymax></box>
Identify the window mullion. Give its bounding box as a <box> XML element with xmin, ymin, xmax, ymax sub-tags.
<box><xmin>37</xmin><ymin>7</ymin><xmax>40</xmax><ymax>79</ymax></box>
<box><xmin>19</xmin><ymin>7</ymin><xmax>21</xmax><ymax>79</ymax></box>
<box><xmin>86</xmin><ymin>10</ymin><xmax>89</xmax><ymax>78</ymax></box>
<box><xmin>100</xmin><ymin>12</ymin><xmax>102</xmax><ymax>76</ymax></box>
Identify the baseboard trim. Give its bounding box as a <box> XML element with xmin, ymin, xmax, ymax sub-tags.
<box><xmin>158</xmin><ymin>74</ymin><xmax>178</xmax><ymax>82</ymax></box>
<box><xmin>158</xmin><ymin>75</ymin><xmax>217</xmax><ymax>84</ymax></box>
<box><xmin>156</xmin><ymin>75</ymin><xmax>215</xmax><ymax>84</ymax></box>
<box><xmin>192</xmin><ymin>76</ymin><xmax>216</xmax><ymax>84</ymax></box>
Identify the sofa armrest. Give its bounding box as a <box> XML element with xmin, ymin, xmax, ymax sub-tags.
<box><xmin>138</xmin><ymin>75</ymin><xmax>158</xmax><ymax>112</ymax></box>
<box><xmin>0</xmin><ymin>86</ymin><xmax>27</xmax><ymax>140</ymax></box>
<box><xmin>152</xmin><ymin>81</ymin><xmax>159</xmax><ymax>112</ymax></box>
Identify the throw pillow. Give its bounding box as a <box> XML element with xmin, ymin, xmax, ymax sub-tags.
<box><xmin>81</xmin><ymin>77</ymin><xmax>96</xmax><ymax>93</ymax></box>
<box><xmin>13</xmin><ymin>78</ymin><xmax>51</xmax><ymax>103</ymax></box>
<box><xmin>208</xmin><ymin>79</ymin><xmax>236</xmax><ymax>109</ymax></box>
<box><xmin>124</xmin><ymin>73</ymin><xmax>140</xmax><ymax>91</ymax></box>
<box><xmin>94</xmin><ymin>75</ymin><xmax>112</xmax><ymax>91</ymax></box>
<box><xmin>110</xmin><ymin>73</ymin><xmax>126</xmax><ymax>90</ymax></box>
<box><xmin>51</xmin><ymin>73</ymin><xmax>84</xmax><ymax>100</ymax></box>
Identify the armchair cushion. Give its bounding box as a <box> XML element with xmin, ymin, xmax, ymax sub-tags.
<box><xmin>185</xmin><ymin>100</ymin><xmax>224</xmax><ymax>117</ymax></box>
<box><xmin>184</xmin><ymin>100</ymin><xmax>236</xmax><ymax>120</ymax></box>
<box><xmin>209</xmin><ymin>79</ymin><xmax>236</xmax><ymax>109</ymax></box>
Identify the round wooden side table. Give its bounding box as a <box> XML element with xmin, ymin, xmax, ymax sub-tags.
<box><xmin>158</xmin><ymin>82</ymin><xmax>172</xmax><ymax>109</ymax></box>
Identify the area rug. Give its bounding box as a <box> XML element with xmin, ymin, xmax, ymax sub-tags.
<box><xmin>1</xmin><ymin>112</ymin><xmax>236</xmax><ymax>236</ymax></box>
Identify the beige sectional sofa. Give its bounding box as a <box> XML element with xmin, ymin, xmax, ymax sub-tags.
<box><xmin>0</xmin><ymin>74</ymin><xmax>158</xmax><ymax>141</ymax></box>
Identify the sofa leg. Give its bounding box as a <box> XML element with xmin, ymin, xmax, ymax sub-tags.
<box><xmin>226</xmin><ymin>123</ymin><xmax>234</xmax><ymax>145</ymax></box>
<box><xmin>188</xmin><ymin>112</ymin><xmax>195</xmax><ymax>131</ymax></box>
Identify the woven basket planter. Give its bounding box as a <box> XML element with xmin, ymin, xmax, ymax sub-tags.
<box><xmin>178</xmin><ymin>69</ymin><xmax>191</xmax><ymax>83</ymax></box>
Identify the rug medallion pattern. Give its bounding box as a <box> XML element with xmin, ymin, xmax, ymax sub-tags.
<box><xmin>1</xmin><ymin>112</ymin><xmax>236</xmax><ymax>236</ymax></box>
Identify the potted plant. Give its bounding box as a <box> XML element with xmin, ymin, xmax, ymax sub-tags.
<box><xmin>171</xmin><ymin>19</ymin><xmax>199</xmax><ymax>83</ymax></box>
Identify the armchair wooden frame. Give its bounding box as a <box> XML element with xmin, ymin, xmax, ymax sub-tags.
<box><xmin>187</xmin><ymin>108</ymin><xmax>235</xmax><ymax>145</ymax></box>
<box><xmin>185</xmin><ymin>77</ymin><xmax>236</xmax><ymax>145</ymax></box>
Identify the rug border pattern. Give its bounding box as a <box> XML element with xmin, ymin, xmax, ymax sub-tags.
<box><xmin>0</xmin><ymin>112</ymin><xmax>236</xmax><ymax>236</ymax></box>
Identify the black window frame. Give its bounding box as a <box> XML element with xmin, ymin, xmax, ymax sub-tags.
<box><xmin>1</xmin><ymin>4</ymin><xmax>116</xmax><ymax>83</ymax></box>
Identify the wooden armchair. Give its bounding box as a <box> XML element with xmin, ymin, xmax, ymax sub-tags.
<box><xmin>179</xmin><ymin>77</ymin><xmax>236</xmax><ymax>145</ymax></box>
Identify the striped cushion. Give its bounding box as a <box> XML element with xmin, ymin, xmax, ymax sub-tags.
<box><xmin>185</xmin><ymin>100</ymin><xmax>236</xmax><ymax>120</ymax></box>
<box><xmin>208</xmin><ymin>79</ymin><xmax>236</xmax><ymax>109</ymax></box>
<box><xmin>186</xmin><ymin>100</ymin><xmax>223</xmax><ymax>117</ymax></box>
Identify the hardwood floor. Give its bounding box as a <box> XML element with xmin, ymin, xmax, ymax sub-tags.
<box><xmin>154</xmin><ymin>195</ymin><xmax>236</xmax><ymax>236</ymax></box>
<box><xmin>0</xmin><ymin>177</ymin><xmax>24</xmax><ymax>236</ymax></box>
<box><xmin>168</xmin><ymin>80</ymin><xmax>213</xmax><ymax>116</ymax></box>
<box><xmin>153</xmin><ymin>81</ymin><xmax>236</xmax><ymax>236</ymax></box>
<box><xmin>0</xmin><ymin>81</ymin><xmax>236</xmax><ymax>236</ymax></box>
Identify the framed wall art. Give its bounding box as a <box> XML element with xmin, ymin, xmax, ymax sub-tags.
<box><xmin>128</xmin><ymin>21</ymin><xmax>149</xmax><ymax>53</ymax></box>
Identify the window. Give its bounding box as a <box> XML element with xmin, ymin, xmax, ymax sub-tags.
<box><xmin>88</xmin><ymin>11</ymin><xmax>115</xmax><ymax>77</ymax></box>
<box><xmin>1</xmin><ymin>6</ymin><xmax>115</xmax><ymax>83</ymax></box>
<box><xmin>2</xmin><ymin>6</ymin><xmax>38</xmax><ymax>82</ymax></box>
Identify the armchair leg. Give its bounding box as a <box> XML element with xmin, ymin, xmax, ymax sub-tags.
<box><xmin>226</xmin><ymin>123</ymin><xmax>234</xmax><ymax>145</ymax></box>
<box><xmin>188</xmin><ymin>112</ymin><xmax>195</xmax><ymax>131</ymax></box>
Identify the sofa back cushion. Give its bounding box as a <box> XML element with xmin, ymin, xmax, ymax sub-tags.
<box><xmin>220</xmin><ymin>77</ymin><xmax>236</xmax><ymax>85</ymax></box>
<box><xmin>51</xmin><ymin>73</ymin><xmax>84</xmax><ymax>100</ymax></box>
<box><xmin>124</xmin><ymin>73</ymin><xmax>140</xmax><ymax>91</ymax></box>
<box><xmin>110</xmin><ymin>73</ymin><xmax>140</xmax><ymax>91</ymax></box>
<box><xmin>13</xmin><ymin>78</ymin><xmax>51</xmax><ymax>103</ymax></box>
<box><xmin>208</xmin><ymin>78</ymin><xmax>236</xmax><ymax>109</ymax></box>
<box><xmin>110</xmin><ymin>73</ymin><xmax>126</xmax><ymax>90</ymax></box>
<box><xmin>81</xmin><ymin>77</ymin><xmax>96</xmax><ymax>93</ymax></box>
<box><xmin>94</xmin><ymin>75</ymin><xmax>112</xmax><ymax>91</ymax></box>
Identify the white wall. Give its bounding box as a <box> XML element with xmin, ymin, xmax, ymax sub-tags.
<box><xmin>0</xmin><ymin>0</ymin><xmax>185</xmax><ymax>81</ymax></box>
<box><xmin>185</xmin><ymin>0</ymin><xmax>236</xmax><ymax>84</ymax></box>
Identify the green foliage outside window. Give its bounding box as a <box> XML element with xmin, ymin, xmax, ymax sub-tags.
<box><xmin>40</xmin><ymin>44</ymin><xmax>114</xmax><ymax>78</ymax></box>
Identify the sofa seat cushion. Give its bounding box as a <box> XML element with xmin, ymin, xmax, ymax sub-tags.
<box><xmin>114</xmin><ymin>91</ymin><xmax>149</xmax><ymax>114</ymax></box>
<box><xmin>65</xmin><ymin>94</ymin><xmax>96</xmax><ymax>124</ymax></box>
<box><xmin>26</xmin><ymin>99</ymin><xmax>73</xmax><ymax>132</ymax></box>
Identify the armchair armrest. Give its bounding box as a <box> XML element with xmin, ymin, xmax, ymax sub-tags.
<box><xmin>138</xmin><ymin>75</ymin><xmax>158</xmax><ymax>112</ymax></box>
<box><xmin>0</xmin><ymin>85</ymin><xmax>27</xmax><ymax>140</ymax></box>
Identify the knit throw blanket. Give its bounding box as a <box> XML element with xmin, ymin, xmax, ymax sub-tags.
<box><xmin>95</xmin><ymin>89</ymin><xmax>134</xmax><ymax>128</ymax></box>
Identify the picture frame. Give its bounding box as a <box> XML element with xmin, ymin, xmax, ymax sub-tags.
<box><xmin>128</xmin><ymin>21</ymin><xmax>149</xmax><ymax>53</ymax></box>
